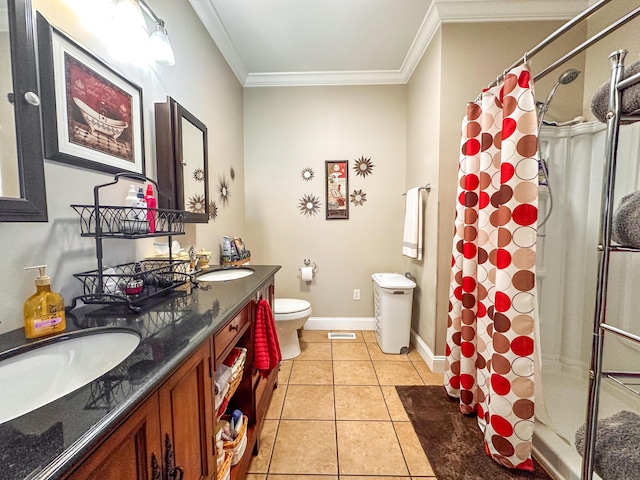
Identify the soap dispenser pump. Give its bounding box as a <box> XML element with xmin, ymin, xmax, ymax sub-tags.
<box><xmin>23</xmin><ymin>265</ymin><xmax>66</xmax><ymax>339</ymax></box>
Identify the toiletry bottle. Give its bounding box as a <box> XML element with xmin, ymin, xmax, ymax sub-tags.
<box><xmin>23</xmin><ymin>265</ymin><xmax>66</xmax><ymax>339</ymax></box>
<box><xmin>145</xmin><ymin>184</ymin><xmax>157</xmax><ymax>233</ymax></box>
<box><xmin>125</xmin><ymin>184</ymin><xmax>138</xmax><ymax>220</ymax></box>
<box><xmin>136</xmin><ymin>187</ymin><xmax>147</xmax><ymax>221</ymax></box>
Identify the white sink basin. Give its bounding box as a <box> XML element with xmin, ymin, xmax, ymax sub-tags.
<box><xmin>198</xmin><ymin>268</ymin><xmax>254</xmax><ymax>282</ymax></box>
<box><xmin>0</xmin><ymin>329</ymin><xmax>140</xmax><ymax>425</ymax></box>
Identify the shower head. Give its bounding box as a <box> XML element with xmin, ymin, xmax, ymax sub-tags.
<box><xmin>537</xmin><ymin>68</ymin><xmax>582</xmax><ymax>133</ymax></box>
<box><xmin>558</xmin><ymin>68</ymin><xmax>581</xmax><ymax>85</ymax></box>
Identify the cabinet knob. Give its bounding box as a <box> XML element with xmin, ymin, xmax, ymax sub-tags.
<box><xmin>24</xmin><ymin>91</ymin><xmax>41</xmax><ymax>106</ymax></box>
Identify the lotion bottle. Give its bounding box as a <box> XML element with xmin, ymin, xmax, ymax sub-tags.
<box><xmin>145</xmin><ymin>184</ymin><xmax>157</xmax><ymax>233</ymax></box>
<box><xmin>23</xmin><ymin>265</ymin><xmax>66</xmax><ymax>339</ymax></box>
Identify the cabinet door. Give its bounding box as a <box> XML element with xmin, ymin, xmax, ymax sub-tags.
<box><xmin>159</xmin><ymin>342</ymin><xmax>215</xmax><ymax>480</ymax></box>
<box><xmin>65</xmin><ymin>393</ymin><xmax>162</xmax><ymax>480</ymax></box>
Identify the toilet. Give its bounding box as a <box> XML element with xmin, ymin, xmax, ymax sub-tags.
<box><xmin>273</xmin><ymin>298</ymin><xmax>312</xmax><ymax>360</ymax></box>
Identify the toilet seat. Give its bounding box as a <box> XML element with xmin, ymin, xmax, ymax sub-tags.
<box><xmin>274</xmin><ymin>298</ymin><xmax>311</xmax><ymax>321</ymax></box>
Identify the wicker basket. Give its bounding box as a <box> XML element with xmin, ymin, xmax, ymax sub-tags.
<box><xmin>224</xmin><ymin>348</ymin><xmax>247</xmax><ymax>401</ymax></box>
<box><xmin>216</xmin><ymin>451</ymin><xmax>232</xmax><ymax>480</ymax></box>
<box><xmin>223</xmin><ymin>415</ymin><xmax>248</xmax><ymax>466</ymax></box>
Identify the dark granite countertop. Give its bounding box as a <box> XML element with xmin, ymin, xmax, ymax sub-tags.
<box><xmin>0</xmin><ymin>265</ymin><xmax>280</xmax><ymax>480</ymax></box>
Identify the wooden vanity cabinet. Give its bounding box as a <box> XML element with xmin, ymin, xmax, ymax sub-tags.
<box><xmin>64</xmin><ymin>276</ymin><xmax>278</xmax><ymax>480</ymax></box>
<box><xmin>65</xmin><ymin>341</ymin><xmax>215</xmax><ymax>480</ymax></box>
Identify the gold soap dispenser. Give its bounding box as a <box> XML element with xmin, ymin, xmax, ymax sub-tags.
<box><xmin>23</xmin><ymin>265</ymin><xmax>66</xmax><ymax>339</ymax></box>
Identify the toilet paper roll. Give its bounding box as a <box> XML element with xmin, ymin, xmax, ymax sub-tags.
<box><xmin>300</xmin><ymin>266</ymin><xmax>313</xmax><ymax>282</ymax></box>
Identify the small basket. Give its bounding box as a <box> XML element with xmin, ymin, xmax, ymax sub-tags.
<box><xmin>225</xmin><ymin>373</ymin><xmax>243</xmax><ymax>402</ymax></box>
<box><xmin>216</xmin><ymin>451</ymin><xmax>232</xmax><ymax>480</ymax></box>
<box><xmin>223</xmin><ymin>415</ymin><xmax>248</xmax><ymax>466</ymax></box>
<box><xmin>224</xmin><ymin>347</ymin><xmax>247</xmax><ymax>401</ymax></box>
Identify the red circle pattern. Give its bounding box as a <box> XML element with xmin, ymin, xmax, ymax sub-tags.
<box><xmin>444</xmin><ymin>66</ymin><xmax>537</xmax><ymax>471</ymax></box>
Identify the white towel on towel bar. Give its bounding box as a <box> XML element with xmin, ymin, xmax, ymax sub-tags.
<box><xmin>402</xmin><ymin>187</ymin><xmax>423</xmax><ymax>260</ymax></box>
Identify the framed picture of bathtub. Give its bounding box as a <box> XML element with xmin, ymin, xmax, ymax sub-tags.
<box><xmin>36</xmin><ymin>14</ymin><xmax>145</xmax><ymax>175</ymax></box>
<box><xmin>325</xmin><ymin>160</ymin><xmax>349</xmax><ymax>220</ymax></box>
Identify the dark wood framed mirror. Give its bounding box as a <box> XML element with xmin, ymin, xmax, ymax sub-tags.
<box><xmin>0</xmin><ymin>0</ymin><xmax>47</xmax><ymax>222</ymax></box>
<box><xmin>155</xmin><ymin>96</ymin><xmax>208</xmax><ymax>223</ymax></box>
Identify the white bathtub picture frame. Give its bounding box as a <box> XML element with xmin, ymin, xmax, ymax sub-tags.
<box><xmin>37</xmin><ymin>13</ymin><xmax>145</xmax><ymax>175</ymax></box>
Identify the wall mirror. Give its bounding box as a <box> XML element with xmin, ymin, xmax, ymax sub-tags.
<box><xmin>0</xmin><ymin>0</ymin><xmax>47</xmax><ymax>222</ymax></box>
<box><xmin>155</xmin><ymin>96</ymin><xmax>208</xmax><ymax>223</ymax></box>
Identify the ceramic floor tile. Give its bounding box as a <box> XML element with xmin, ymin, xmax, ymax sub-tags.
<box><xmin>247</xmin><ymin>419</ymin><xmax>278</xmax><ymax>474</ymax></box>
<box><xmin>340</xmin><ymin>477</ymin><xmax>412</xmax><ymax>480</ymax></box>
<box><xmin>245</xmin><ymin>475</ymin><xmax>266</xmax><ymax>480</ymax></box>
<box><xmin>366</xmin><ymin>342</ymin><xmax>411</xmax><ymax>361</ymax></box>
<box><xmin>268</xmin><ymin>477</ymin><xmax>337</xmax><ymax>480</ymax></box>
<box><xmin>330</xmin><ymin>330</ymin><xmax>365</xmax><ymax>342</ymax></box>
<box><xmin>373</xmin><ymin>361</ymin><xmax>424</xmax><ymax>385</ymax></box>
<box><xmin>361</xmin><ymin>330</ymin><xmax>377</xmax><ymax>342</ymax></box>
<box><xmin>332</xmin><ymin>342</ymin><xmax>370</xmax><ymax>361</ymax></box>
<box><xmin>265</xmin><ymin>384</ymin><xmax>287</xmax><ymax>420</ymax></box>
<box><xmin>336</xmin><ymin>421</ymin><xmax>409</xmax><ymax>476</ymax></box>
<box><xmin>296</xmin><ymin>342</ymin><xmax>332</xmax><ymax>361</ymax></box>
<box><xmin>413</xmin><ymin>362</ymin><xmax>445</xmax><ymax>385</ymax></box>
<box><xmin>333</xmin><ymin>360</ymin><xmax>378</xmax><ymax>385</ymax></box>
<box><xmin>300</xmin><ymin>329</ymin><xmax>331</xmax><ymax>343</ymax></box>
<box><xmin>281</xmin><ymin>385</ymin><xmax>335</xmax><ymax>420</ymax></box>
<box><xmin>394</xmin><ymin>421</ymin><xmax>435</xmax><ymax>476</ymax></box>
<box><xmin>334</xmin><ymin>385</ymin><xmax>390</xmax><ymax>420</ymax></box>
<box><xmin>289</xmin><ymin>360</ymin><xmax>333</xmax><ymax>385</ymax></box>
<box><xmin>269</xmin><ymin>420</ymin><xmax>337</xmax><ymax>475</ymax></box>
<box><xmin>278</xmin><ymin>361</ymin><xmax>293</xmax><ymax>385</ymax></box>
<box><xmin>380</xmin><ymin>386</ymin><xmax>410</xmax><ymax>421</ymax></box>
<box><xmin>406</xmin><ymin>345</ymin><xmax>424</xmax><ymax>363</ymax></box>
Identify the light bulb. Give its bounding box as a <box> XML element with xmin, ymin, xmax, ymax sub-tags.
<box><xmin>149</xmin><ymin>19</ymin><xmax>176</xmax><ymax>66</ymax></box>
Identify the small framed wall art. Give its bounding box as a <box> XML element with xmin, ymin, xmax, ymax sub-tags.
<box><xmin>37</xmin><ymin>14</ymin><xmax>145</xmax><ymax>175</ymax></box>
<box><xmin>325</xmin><ymin>160</ymin><xmax>349</xmax><ymax>220</ymax></box>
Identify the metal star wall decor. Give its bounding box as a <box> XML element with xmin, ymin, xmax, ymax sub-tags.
<box><xmin>188</xmin><ymin>194</ymin><xmax>206</xmax><ymax>213</ymax></box>
<box><xmin>217</xmin><ymin>177</ymin><xmax>230</xmax><ymax>205</ymax></box>
<box><xmin>299</xmin><ymin>194</ymin><xmax>321</xmax><ymax>217</ymax></box>
<box><xmin>192</xmin><ymin>168</ymin><xmax>205</xmax><ymax>182</ymax></box>
<box><xmin>353</xmin><ymin>156</ymin><xmax>374</xmax><ymax>177</ymax></box>
<box><xmin>209</xmin><ymin>200</ymin><xmax>218</xmax><ymax>220</ymax></box>
<box><xmin>301</xmin><ymin>167</ymin><xmax>315</xmax><ymax>181</ymax></box>
<box><xmin>350</xmin><ymin>189</ymin><xmax>367</xmax><ymax>206</ymax></box>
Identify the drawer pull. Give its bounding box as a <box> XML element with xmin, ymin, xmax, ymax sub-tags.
<box><xmin>229</xmin><ymin>324</ymin><xmax>239</xmax><ymax>331</ymax></box>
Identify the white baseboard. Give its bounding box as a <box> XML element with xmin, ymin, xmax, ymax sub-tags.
<box><xmin>304</xmin><ymin>317</ymin><xmax>376</xmax><ymax>331</ymax></box>
<box><xmin>410</xmin><ymin>328</ymin><xmax>445</xmax><ymax>373</ymax></box>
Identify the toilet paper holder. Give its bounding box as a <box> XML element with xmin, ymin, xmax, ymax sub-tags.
<box><xmin>300</xmin><ymin>258</ymin><xmax>317</xmax><ymax>273</ymax></box>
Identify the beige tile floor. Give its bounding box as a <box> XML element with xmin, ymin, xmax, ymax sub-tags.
<box><xmin>246</xmin><ymin>330</ymin><xmax>444</xmax><ymax>480</ymax></box>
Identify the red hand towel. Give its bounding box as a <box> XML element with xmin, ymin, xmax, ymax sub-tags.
<box><xmin>254</xmin><ymin>299</ymin><xmax>282</xmax><ymax>377</ymax></box>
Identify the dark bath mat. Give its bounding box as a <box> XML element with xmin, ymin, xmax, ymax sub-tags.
<box><xmin>396</xmin><ymin>385</ymin><xmax>554</xmax><ymax>480</ymax></box>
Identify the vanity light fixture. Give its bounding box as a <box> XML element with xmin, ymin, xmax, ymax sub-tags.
<box><xmin>110</xmin><ymin>0</ymin><xmax>148</xmax><ymax>47</ymax></box>
<box><xmin>147</xmin><ymin>18</ymin><xmax>176</xmax><ymax>66</ymax></box>
<box><xmin>112</xmin><ymin>0</ymin><xmax>176</xmax><ymax>66</ymax></box>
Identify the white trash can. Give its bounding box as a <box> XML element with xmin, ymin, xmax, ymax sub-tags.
<box><xmin>372</xmin><ymin>273</ymin><xmax>417</xmax><ymax>354</ymax></box>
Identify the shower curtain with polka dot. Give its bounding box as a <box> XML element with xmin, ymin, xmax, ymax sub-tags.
<box><xmin>444</xmin><ymin>64</ymin><xmax>538</xmax><ymax>471</ymax></box>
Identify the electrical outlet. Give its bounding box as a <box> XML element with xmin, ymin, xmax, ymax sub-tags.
<box><xmin>353</xmin><ymin>289</ymin><xmax>361</xmax><ymax>301</ymax></box>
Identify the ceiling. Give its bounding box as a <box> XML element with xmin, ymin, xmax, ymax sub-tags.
<box><xmin>189</xmin><ymin>0</ymin><xmax>588</xmax><ymax>87</ymax></box>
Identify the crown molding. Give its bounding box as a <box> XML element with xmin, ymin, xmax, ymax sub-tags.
<box><xmin>434</xmin><ymin>0</ymin><xmax>589</xmax><ymax>23</ymax></box>
<box><xmin>190</xmin><ymin>0</ymin><xmax>589</xmax><ymax>87</ymax></box>
<box><xmin>188</xmin><ymin>0</ymin><xmax>248</xmax><ymax>84</ymax></box>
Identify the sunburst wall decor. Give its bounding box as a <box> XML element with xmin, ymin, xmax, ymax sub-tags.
<box><xmin>217</xmin><ymin>177</ymin><xmax>230</xmax><ymax>205</ymax></box>
<box><xmin>188</xmin><ymin>194</ymin><xmax>206</xmax><ymax>213</ymax></box>
<box><xmin>353</xmin><ymin>156</ymin><xmax>374</xmax><ymax>178</ymax></box>
<box><xmin>299</xmin><ymin>194</ymin><xmax>321</xmax><ymax>217</ymax></box>
<box><xmin>209</xmin><ymin>200</ymin><xmax>218</xmax><ymax>220</ymax></box>
<box><xmin>192</xmin><ymin>168</ymin><xmax>205</xmax><ymax>182</ymax></box>
<box><xmin>301</xmin><ymin>167</ymin><xmax>315</xmax><ymax>181</ymax></box>
<box><xmin>350</xmin><ymin>189</ymin><xmax>367</xmax><ymax>206</ymax></box>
